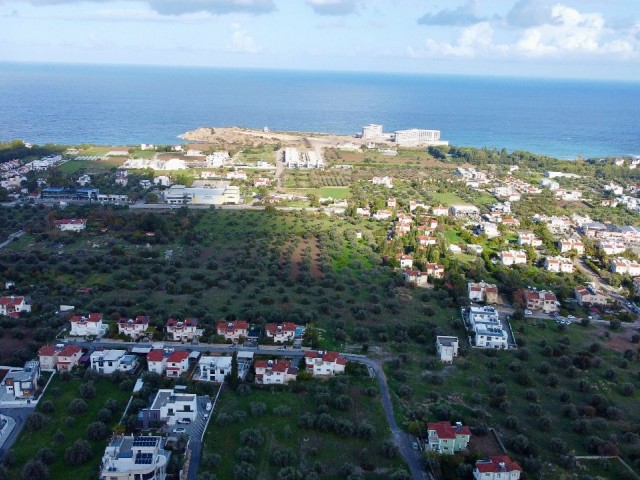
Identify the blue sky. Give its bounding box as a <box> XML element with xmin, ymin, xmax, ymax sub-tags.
<box><xmin>0</xmin><ymin>0</ymin><xmax>639</xmax><ymax>79</ymax></box>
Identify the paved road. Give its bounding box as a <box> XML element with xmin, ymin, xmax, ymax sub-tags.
<box><xmin>0</xmin><ymin>230</ymin><xmax>24</xmax><ymax>249</ymax></box>
<box><xmin>0</xmin><ymin>407</ymin><xmax>35</xmax><ymax>461</ymax></box>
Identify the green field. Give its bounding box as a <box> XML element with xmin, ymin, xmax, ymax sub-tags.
<box><xmin>319</xmin><ymin>187</ymin><xmax>350</xmax><ymax>199</ymax></box>
<box><xmin>7</xmin><ymin>374</ymin><xmax>132</xmax><ymax>480</ymax></box>
<box><xmin>200</xmin><ymin>376</ymin><xmax>407</xmax><ymax>479</ymax></box>
<box><xmin>429</xmin><ymin>192</ymin><xmax>469</xmax><ymax>206</ymax></box>
<box><xmin>57</xmin><ymin>158</ymin><xmax>125</xmax><ymax>174</ymax></box>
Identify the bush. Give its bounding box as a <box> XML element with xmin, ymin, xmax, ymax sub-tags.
<box><xmin>332</xmin><ymin>395</ymin><xmax>354</xmax><ymax>410</ymax></box>
<box><xmin>273</xmin><ymin>405</ymin><xmax>291</xmax><ymax>417</ymax></box>
<box><xmin>239</xmin><ymin>428</ymin><xmax>264</xmax><ymax>448</ymax></box>
<box><xmin>249</xmin><ymin>402</ymin><xmax>266</xmax><ymax>416</ymax></box>
<box><xmin>79</xmin><ymin>381</ymin><xmax>96</xmax><ymax>399</ymax></box>
<box><xmin>235</xmin><ymin>447</ymin><xmax>256</xmax><ymax>464</ymax></box>
<box><xmin>25</xmin><ymin>412</ymin><xmax>46</xmax><ymax>432</ymax></box>
<box><xmin>86</xmin><ymin>421</ymin><xmax>109</xmax><ymax>441</ymax></box>
<box><xmin>201</xmin><ymin>452</ymin><xmax>222</xmax><ymax>469</ymax></box>
<box><xmin>22</xmin><ymin>460</ymin><xmax>48</xmax><ymax>480</ymax></box>
<box><xmin>334</xmin><ymin>419</ymin><xmax>355</xmax><ymax>438</ymax></box>
<box><xmin>510</xmin><ymin>434</ymin><xmax>530</xmax><ymax>454</ymax></box>
<box><xmin>68</xmin><ymin>398</ymin><xmax>88</xmax><ymax>415</ymax></box>
<box><xmin>538</xmin><ymin>415</ymin><xmax>552</xmax><ymax>432</ymax></box>
<box><xmin>64</xmin><ymin>440</ymin><xmax>93</xmax><ymax>466</ymax></box>
<box><xmin>621</xmin><ymin>382</ymin><xmax>635</xmax><ymax>396</ymax></box>
<box><xmin>40</xmin><ymin>400</ymin><xmax>55</xmax><ymax>413</ymax></box>
<box><xmin>549</xmin><ymin>437</ymin><xmax>567</xmax><ymax>454</ymax></box>
<box><xmin>380</xmin><ymin>439</ymin><xmax>398</xmax><ymax>459</ymax></box>
<box><xmin>505</xmin><ymin>416</ymin><xmax>519</xmax><ymax>430</ymax></box>
<box><xmin>232</xmin><ymin>461</ymin><xmax>256</xmax><ymax>480</ymax></box>
<box><xmin>270</xmin><ymin>448</ymin><xmax>296</xmax><ymax>467</ymax></box>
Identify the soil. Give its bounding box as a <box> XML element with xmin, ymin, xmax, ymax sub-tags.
<box><xmin>467</xmin><ymin>430</ymin><xmax>506</xmax><ymax>457</ymax></box>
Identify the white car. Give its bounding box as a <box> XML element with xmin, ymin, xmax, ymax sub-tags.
<box><xmin>173</xmin><ymin>427</ymin><xmax>186</xmax><ymax>434</ymax></box>
<box><xmin>524</xmin><ymin>309</ymin><xmax>533</xmax><ymax>315</ymax></box>
<box><xmin>567</xmin><ymin>315</ymin><xmax>575</xmax><ymax>319</ymax></box>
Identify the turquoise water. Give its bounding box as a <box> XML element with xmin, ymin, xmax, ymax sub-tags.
<box><xmin>1</xmin><ymin>62</ymin><xmax>639</xmax><ymax>159</ymax></box>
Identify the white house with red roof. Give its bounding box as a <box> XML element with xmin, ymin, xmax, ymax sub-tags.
<box><xmin>38</xmin><ymin>345</ymin><xmax>63</xmax><ymax>370</ymax></box>
<box><xmin>265</xmin><ymin>323</ymin><xmax>297</xmax><ymax>343</ymax></box>
<box><xmin>611</xmin><ymin>257</ymin><xmax>640</xmax><ymax>276</ymax></box>
<box><xmin>523</xmin><ymin>289</ymin><xmax>559</xmax><ymax>314</ymax></box>
<box><xmin>165</xmin><ymin>318</ymin><xmax>202</xmax><ymax>342</ymax></box>
<box><xmin>55</xmin><ymin>218</ymin><xmax>87</xmax><ymax>232</ymax></box>
<box><xmin>254</xmin><ymin>359</ymin><xmax>298</xmax><ymax>385</ymax></box>
<box><xmin>558</xmin><ymin>238</ymin><xmax>585</xmax><ymax>254</ymax></box>
<box><xmin>0</xmin><ymin>296</ymin><xmax>31</xmax><ymax>317</ymax></box>
<box><xmin>425</xmin><ymin>263</ymin><xmax>445</xmax><ymax>279</ymax></box>
<box><xmin>216</xmin><ymin>320</ymin><xmax>249</xmax><ymax>342</ymax></box>
<box><xmin>56</xmin><ymin>345</ymin><xmax>83</xmax><ymax>372</ymax></box>
<box><xmin>431</xmin><ymin>205</ymin><xmax>449</xmax><ymax>216</ymax></box>
<box><xmin>499</xmin><ymin>250</ymin><xmax>527</xmax><ymax>266</ymax></box>
<box><xmin>165</xmin><ymin>350</ymin><xmax>190</xmax><ymax>378</ymax></box>
<box><xmin>147</xmin><ymin>349</ymin><xmax>169</xmax><ymax>374</ymax></box>
<box><xmin>117</xmin><ymin>316</ymin><xmax>150</xmax><ymax>340</ymax></box>
<box><xmin>386</xmin><ymin>197</ymin><xmax>397</xmax><ymax>208</ymax></box>
<box><xmin>403</xmin><ymin>270</ymin><xmax>429</xmax><ymax>287</ymax></box>
<box><xmin>69</xmin><ymin>313</ymin><xmax>107</xmax><ymax>337</ymax></box>
<box><xmin>473</xmin><ymin>456</ymin><xmax>522</xmax><ymax>480</ymax></box>
<box><xmin>517</xmin><ymin>231</ymin><xmax>543</xmax><ymax>247</ymax></box>
<box><xmin>396</xmin><ymin>254</ymin><xmax>413</xmax><ymax>269</ymax></box>
<box><xmin>427</xmin><ymin>421</ymin><xmax>471</xmax><ymax>454</ymax></box>
<box><xmin>599</xmin><ymin>240</ymin><xmax>626</xmax><ymax>256</ymax></box>
<box><xmin>575</xmin><ymin>285</ymin><xmax>609</xmax><ymax>306</ymax></box>
<box><xmin>304</xmin><ymin>351</ymin><xmax>347</xmax><ymax>376</ymax></box>
<box><xmin>543</xmin><ymin>256</ymin><xmax>574</xmax><ymax>273</ymax></box>
<box><xmin>418</xmin><ymin>235</ymin><xmax>437</xmax><ymax>247</ymax></box>
<box><xmin>372</xmin><ymin>210</ymin><xmax>392</xmax><ymax>221</ymax></box>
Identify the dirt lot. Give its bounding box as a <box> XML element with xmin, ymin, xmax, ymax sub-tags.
<box><xmin>467</xmin><ymin>429</ymin><xmax>506</xmax><ymax>457</ymax></box>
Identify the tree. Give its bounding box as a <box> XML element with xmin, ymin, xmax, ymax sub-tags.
<box><xmin>232</xmin><ymin>461</ymin><xmax>256</xmax><ymax>480</ymax></box>
<box><xmin>145</xmin><ymin>193</ymin><xmax>159</xmax><ymax>204</ymax></box>
<box><xmin>86</xmin><ymin>421</ymin><xmax>110</xmax><ymax>441</ymax></box>
<box><xmin>37</xmin><ymin>448</ymin><xmax>55</xmax><ymax>466</ymax></box>
<box><xmin>68</xmin><ymin>398</ymin><xmax>88</xmax><ymax>414</ymax></box>
<box><xmin>22</xmin><ymin>460</ymin><xmax>48</xmax><ymax>480</ymax></box>
<box><xmin>0</xmin><ymin>187</ymin><xmax>8</xmax><ymax>202</ymax></box>
<box><xmin>226</xmin><ymin>351</ymin><xmax>239</xmax><ymax>389</ymax></box>
<box><xmin>64</xmin><ymin>440</ymin><xmax>93</xmax><ymax>466</ymax></box>
<box><xmin>25</xmin><ymin>412</ymin><xmax>46</xmax><ymax>432</ymax></box>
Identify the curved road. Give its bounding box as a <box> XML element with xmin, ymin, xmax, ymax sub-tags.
<box><xmin>71</xmin><ymin>340</ymin><xmax>429</xmax><ymax>479</ymax></box>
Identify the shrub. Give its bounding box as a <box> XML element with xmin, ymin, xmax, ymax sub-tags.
<box><xmin>68</xmin><ymin>398</ymin><xmax>88</xmax><ymax>415</ymax></box>
<box><xmin>25</xmin><ymin>412</ymin><xmax>46</xmax><ymax>432</ymax></box>
<box><xmin>40</xmin><ymin>400</ymin><xmax>54</xmax><ymax>413</ymax></box>
<box><xmin>334</xmin><ymin>419</ymin><xmax>355</xmax><ymax>438</ymax></box>
<box><xmin>201</xmin><ymin>452</ymin><xmax>222</xmax><ymax>469</ymax></box>
<box><xmin>538</xmin><ymin>415</ymin><xmax>552</xmax><ymax>432</ymax></box>
<box><xmin>86</xmin><ymin>421</ymin><xmax>109</xmax><ymax>441</ymax></box>
<box><xmin>79</xmin><ymin>381</ymin><xmax>96</xmax><ymax>399</ymax></box>
<box><xmin>249</xmin><ymin>402</ymin><xmax>266</xmax><ymax>416</ymax></box>
<box><xmin>64</xmin><ymin>440</ymin><xmax>93</xmax><ymax>466</ymax></box>
<box><xmin>232</xmin><ymin>461</ymin><xmax>256</xmax><ymax>480</ymax></box>
<box><xmin>235</xmin><ymin>447</ymin><xmax>256</xmax><ymax>464</ymax></box>
<box><xmin>549</xmin><ymin>437</ymin><xmax>567</xmax><ymax>454</ymax></box>
<box><xmin>270</xmin><ymin>448</ymin><xmax>296</xmax><ymax>467</ymax></box>
<box><xmin>22</xmin><ymin>460</ymin><xmax>48</xmax><ymax>480</ymax></box>
<box><xmin>273</xmin><ymin>405</ymin><xmax>291</xmax><ymax>416</ymax></box>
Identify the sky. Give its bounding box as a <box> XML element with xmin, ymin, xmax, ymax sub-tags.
<box><xmin>0</xmin><ymin>0</ymin><xmax>639</xmax><ymax>80</ymax></box>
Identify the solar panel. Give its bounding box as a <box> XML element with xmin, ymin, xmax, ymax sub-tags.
<box><xmin>132</xmin><ymin>437</ymin><xmax>157</xmax><ymax>447</ymax></box>
<box><xmin>135</xmin><ymin>453</ymin><xmax>154</xmax><ymax>464</ymax></box>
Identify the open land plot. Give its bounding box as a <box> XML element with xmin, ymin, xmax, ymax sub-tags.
<box><xmin>7</xmin><ymin>375</ymin><xmax>132</xmax><ymax>480</ymax></box>
<box><xmin>57</xmin><ymin>158</ymin><xmax>126</xmax><ymax>175</ymax></box>
<box><xmin>200</xmin><ymin>376</ymin><xmax>407</xmax><ymax>480</ymax></box>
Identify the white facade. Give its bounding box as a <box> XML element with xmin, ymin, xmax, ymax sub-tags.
<box><xmin>394</xmin><ymin>129</ymin><xmax>447</xmax><ymax>147</ymax></box>
<box><xmin>543</xmin><ymin>256</ymin><xmax>574</xmax><ymax>273</ymax></box>
<box><xmin>69</xmin><ymin>314</ymin><xmax>107</xmax><ymax>337</ymax></box>
<box><xmin>151</xmin><ymin>389</ymin><xmax>198</xmax><ymax>425</ymax></box>
<box><xmin>499</xmin><ymin>250</ymin><xmax>527</xmax><ymax>266</ymax></box>
<box><xmin>164</xmin><ymin>185</ymin><xmax>240</xmax><ymax>205</ymax></box>
<box><xmin>254</xmin><ymin>360</ymin><xmax>297</xmax><ymax>385</ymax></box>
<box><xmin>55</xmin><ymin>219</ymin><xmax>86</xmax><ymax>232</ymax></box>
<box><xmin>611</xmin><ymin>258</ymin><xmax>640</xmax><ymax>276</ymax></box>
<box><xmin>436</xmin><ymin>336</ymin><xmax>459</xmax><ymax>363</ymax></box>
<box><xmin>558</xmin><ymin>239</ymin><xmax>585</xmax><ymax>254</ymax></box>
<box><xmin>517</xmin><ymin>232</ymin><xmax>543</xmax><ymax>247</ymax></box>
<box><xmin>101</xmin><ymin>436</ymin><xmax>169</xmax><ymax>480</ymax></box>
<box><xmin>362</xmin><ymin>124</ymin><xmax>383</xmax><ymax>139</ymax></box>
<box><xmin>197</xmin><ymin>356</ymin><xmax>232</xmax><ymax>383</ymax></box>
<box><xmin>90</xmin><ymin>349</ymin><xmax>138</xmax><ymax>375</ymax></box>
<box><xmin>304</xmin><ymin>351</ymin><xmax>347</xmax><ymax>376</ymax></box>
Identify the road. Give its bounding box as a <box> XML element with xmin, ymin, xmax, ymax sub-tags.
<box><xmin>0</xmin><ymin>407</ymin><xmax>35</xmax><ymax>461</ymax></box>
<box><xmin>0</xmin><ymin>230</ymin><xmax>24</xmax><ymax>249</ymax></box>
<box><xmin>79</xmin><ymin>339</ymin><xmax>429</xmax><ymax>479</ymax></box>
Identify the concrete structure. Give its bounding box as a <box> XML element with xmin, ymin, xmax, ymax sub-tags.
<box><xmin>473</xmin><ymin>456</ymin><xmax>522</xmax><ymax>480</ymax></box>
<box><xmin>56</xmin><ymin>345</ymin><xmax>83</xmax><ymax>371</ymax></box>
<box><xmin>0</xmin><ymin>296</ymin><xmax>31</xmax><ymax>317</ymax></box>
<box><xmin>90</xmin><ymin>349</ymin><xmax>138</xmax><ymax>375</ymax></box>
<box><xmin>38</xmin><ymin>345</ymin><xmax>61</xmax><ymax>370</ymax></box>
<box><xmin>165</xmin><ymin>350</ymin><xmax>190</xmax><ymax>378</ymax></box>
<box><xmin>2</xmin><ymin>360</ymin><xmax>40</xmax><ymax>399</ymax></box>
<box><xmin>283</xmin><ymin>148</ymin><xmax>324</xmax><ymax>169</ymax></box>
<box><xmin>517</xmin><ymin>232</ymin><xmax>543</xmax><ymax>247</ymax></box>
<box><xmin>599</xmin><ymin>241</ymin><xmax>626</xmax><ymax>256</ymax></box>
<box><xmin>54</xmin><ymin>219</ymin><xmax>87</xmax><ymax>232</ymax></box>
<box><xmin>394</xmin><ymin>129</ymin><xmax>447</xmax><ymax>147</ymax></box>
<box><xmin>611</xmin><ymin>257</ymin><xmax>640</xmax><ymax>276</ymax></box>
<box><xmin>362</xmin><ymin>124</ymin><xmax>383</xmax><ymax>139</ymax></box>
<box><xmin>254</xmin><ymin>359</ymin><xmax>298</xmax><ymax>385</ymax></box>
<box><xmin>265</xmin><ymin>323</ymin><xmax>297</xmax><ymax>343</ymax></box>
<box><xmin>372</xmin><ymin>176</ymin><xmax>393</xmax><ymax>188</ymax></box>
<box><xmin>543</xmin><ymin>256</ymin><xmax>574</xmax><ymax>273</ymax></box>
<box><xmin>69</xmin><ymin>313</ymin><xmax>107</xmax><ymax>337</ymax></box>
<box><xmin>523</xmin><ymin>289</ymin><xmax>559</xmax><ymax>314</ymax></box>
<box><xmin>468</xmin><ymin>282</ymin><xmax>499</xmax><ymax>304</ymax></box>
<box><xmin>558</xmin><ymin>238</ymin><xmax>585</xmax><ymax>254</ymax></box>
<box><xmin>163</xmin><ymin>184</ymin><xmax>240</xmax><ymax>205</ymax></box>
<box><xmin>403</xmin><ymin>270</ymin><xmax>430</xmax><ymax>287</ymax></box>
<box><xmin>304</xmin><ymin>351</ymin><xmax>347</xmax><ymax>376</ymax></box>
<box><xmin>216</xmin><ymin>320</ymin><xmax>249</xmax><ymax>342</ymax></box>
<box><xmin>575</xmin><ymin>285</ymin><xmax>609</xmax><ymax>306</ymax></box>
<box><xmin>100</xmin><ymin>436</ymin><xmax>171</xmax><ymax>480</ymax></box>
<box><xmin>436</xmin><ymin>336</ymin><xmax>459</xmax><ymax>363</ymax></box>
<box><xmin>195</xmin><ymin>354</ymin><xmax>253</xmax><ymax>383</ymax></box>
<box><xmin>427</xmin><ymin>421</ymin><xmax>471</xmax><ymax>454</ymax></box>
<box><xmin>149</xmin><ymin>389</ymin><xmax>198</xmax><ymax>425</ymax></box>
<box><xmin>396</xmin><ymin>254</ymin><xmax>413</xmax><ymax>269</ymax></box>
<box><xmin>118</xmin><ymin>316</ymin><xmax>150</xmax><ymax>340</ymax></box>
<box><xmin>467</xmin><ymin>307</ymin><xmax>508</xmax><ymax>349</ymax></box>
<box><xmin>165</xmin><ymin>318</ymin><xmax>202</xmax><ymax>342</ymax></box>
<box><xmin>449</xmin><ymin>205</ymin><xmax>480</xmax><ymax>218</ymax></box>
<box><xmin>499</xmin><ymin>250</ymin><xmax>527</xmax><ymax>266</ymax></box>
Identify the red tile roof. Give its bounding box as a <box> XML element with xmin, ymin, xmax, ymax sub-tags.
<box><xmin>55</xmin><ymin>219</ymin><xmax>86</xmax><ymax>225</ymax></box>
<box><xmin>428</xmin><ymin>421</ymin><xmax>472</xmax><ymax>440</ymax></box>
<box><xmin>38</xmin><ymin>345</ymin><xmax>57</xmax><ymax>356</ymax></box>
<box><xmin>166</xmin><ymin>318</ymin><xmax>199</xmax><ymax>328</ymax></box>
<box><xmin>0</xmin><ymin>296</ymin><xmax>24</xmax><ymax>306</ymax></box>
<box><xmin>147</xmin><ymin>349</ymin><xmax>165</xmax><ymax>362</ymax></box>
<box><xmin>167</xmin><ymin>350</ymin><xmax>189</xmax><ymax>363</ymax></box>
<box><xmin>58</xmin><ymin>345</ymin><xmax>82</xmax><ymax>357</ymax></box>
<box><xmin>265</xmin><ymin>322</ymin><xmax>296</xmax><ymax>334</ymax></box>
<box><xmin>217</xmin><ymin>320</ymin><xmax>248</xmax><ymax>332</ymax></box>
<box><xmin>70</xmin><ymin>313</ymin><xmax>103</xmax><ymax>323</ymax></box>
<box><xmin>475</xmin><ymin>456</ymin><xmax>522</xmax><ymax>473</ymax></box>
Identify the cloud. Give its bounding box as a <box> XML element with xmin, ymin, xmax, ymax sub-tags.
<box><xmin>505</xmin><ymin>0</ymin><xmax>554</xmax><ymax>28</ymax></box>
<box><xmin>411</xmin><ymin>22</ymin><xmax>501</xmax><ymax>58</ymax></box>
<box><xmin>417</xmin><ymin>0</ymin><xmax>486</xmax><ymax>27</ymax></box>
<box><xmin>0</xmin><ymin>0</ymin><xmax>277</xmax><ymax>15</ymax></box>
<box><xmin>227</xmin><ymin>23</ymin><xmax>263</xmax><ymax>53</ymax></box>
<box><xmin>306</xmin><ymin>0</ymin><xmax>357</xmax><ymax>16</ymax></box>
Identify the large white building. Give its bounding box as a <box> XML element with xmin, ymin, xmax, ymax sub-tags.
<box><xmin>165</xmin><ymin>318</ymin><xmax>202</xmax><ymax>342</ymax></box>
<box><xmin>163</xmin><ymin>185</ymin><xmax>240</xmax><ymax>205</ymax></box>
<box><xmin>283</xmin><ymin>148</ymin><xmax>324</xmax><ymax>169</ymax></box>
<box><xmin>394</xmin><ymin>129</ymin><xmax>448</xmax><ymax>147</ymax></box>
<box><xmin>90</xmin><ymin>349</ymin><xmax>139</xmax><ymax>375</ymax></box>
<box><xmin>69</xmin><ymin>313</ymin><xmax>107</xmax><ymax>337</ymax></box>
<box><xmin>0</xmin><ymin>296</ymin><xmax>31</xmax><ymax>317</ymax></box>
<box><xmin>436</xmin><ymin>336</ymin><xmax>459</xmax><ymax>363</ymax></box>
<box><xmin>101</xmin><ymin>436</ymin><xmax>170</xmax><ymax>480</ymax></box>
<box><xmin>254</xmin><ymin>359</ymin><xmax>298</xmax><ymax>385</ymax></box>
<box><xmin>149</xmin><ymin>389</ymin><xmax>198</xmax><ymax>425</ymax></box>
<box><xmin>304</xmin><ymin>351</ymin><xmax>347</xmax><ymax>376</ymax></box>
<box><xmin>196</xmin><ymin>354</ymin><xmax>252</xmax><ymax>383</ymax></box>
<box><xmin>611</xmin><ymin>257</ymin><xmax>640</xmax><ymax>276</ymax></box>
<box><xmin>543</xmin><ymin>256</ymin><xmax>574</xmax><ymax>273</ymax></box>
<box><xmin>362</xmin><ymin>124</ymin><xmax>383</xmax><ymax>139</ymax></box>
<box><xmin>466</xmin><ymin>307</ymin><xmax>508</xmax><ymax>349</ymax></box>
<box><xmin>3</xmin><ymin>360</ymin><xmax>40</xmax><ymax>399</ymax></box>
<box><xmin>118</xmin><ymin>316</ymin><xmax>150</xmax><ymax>340</ymax></box>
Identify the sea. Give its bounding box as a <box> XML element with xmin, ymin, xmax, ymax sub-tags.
<box><xmin>1</xmin><ymin>62</ymin><xmax>639</xmax><ymax>160</ymax></box>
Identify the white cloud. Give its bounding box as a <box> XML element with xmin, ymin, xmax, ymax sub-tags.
<box><xmin>417</xmin><ymin>0</ymin><xmax>487</xmax><ymax>27</ymax></box>
<box><xmin>227</xmin><ymin>23</ymin><xmax>262</xmax><ymax>53</ymax></box>
<box><xmin>306</xmin><ymin>0</ymin><xmax>357</xmax><ymax>16</ymax></box>
<box><xmin>411</xmin><ymin>22</ymin><xmax>505</xmax><ymax>58</ymax></box>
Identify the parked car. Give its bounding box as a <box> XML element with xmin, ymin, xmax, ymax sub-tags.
<box><xmin>173</xmin><ymin>427</ymin><xmax>186</xmax><ymax>434</ymax></box>
<box><xmin>567</xmin><ymin>315</ymin><xmax>575</xmax><ymax>319</ymax></box>
<box><xmin>177</xmin><ymin>418</ymin><xmax>191</xmax><ymax>425</ymax></box>
<box><xmin>524</xmin><ymin>309</ymin><xmax>533</xmax><ymax>315</ymax></box>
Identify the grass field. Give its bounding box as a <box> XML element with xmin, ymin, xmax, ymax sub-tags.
<box><xmin>319</xmin><ymin>187</ymin><xmax>350</xmax><ymax>199</ymax></box>
<box><xmin>57</xmin><ymin>158</ymin><xmax>125</xmax><ymax>174</ymax></box>
<box><xmin>200</xmin><ymin>376</ymin><xmax>406</xmax><ymax>479</ymax></box>
<box><xmin>429</xmin><ymin>192</ymin><xmax>469</xmax><ymax>206</ymax></box>
<box><xmin>7</xmin><ymin>375</ymin><xmax>131</xmax><ymax>480</ymax></box>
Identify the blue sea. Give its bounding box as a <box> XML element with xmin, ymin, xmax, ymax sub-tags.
<box><xmin>1</xmin><ymin>62</ymin><xmax>639</xmax><ymax>159</ymax></box>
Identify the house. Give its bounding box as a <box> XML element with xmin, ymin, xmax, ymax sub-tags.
<box><xmin>575</xmin><ymin>285</ymin><xmax>609</xmax><ymax>306</ymax></box>
<box><xmin>466</xmin><ymin>244</ymin><xmax>484</xmax><ymax>256</ymax></box>
<box><xmin>467</xmin><ymin>307</ymin><xmax>508</xmax><ymax>349</ymax></box>
<box><xmin>304</xmin><ymin>351</ymin><xmax>347</xmax><ymax>376</ymax></box>
<box><xmin>165</xmin><ymin>318</ymin><xmax>202</xmax><ymax>342</ymax></box>
<box><xmin>425</xmin><ymin>263</ymin><xmax>445</xmax><ymax>279</ymax></box>
<box><xmin>38</xmin><ymin>345</ymin><xmax>61</xmax><ymax>370</ymax></box>
<box><xmin>610</xmin><ymin>258</ymin><xmax>640</xmax><ymax>276</ymax></box>
<box><xmin>216</xmin><ymin>320</ymin><xmax>249</xmax><ymax>342</ymax></box>
<box><xmin>0</xmin><ymin>296</ymin><xmax>31</xmax><ymax>317</ymax></box>
<box><xmin>195</xmin><ymin>354</ymin><xmax>251</xmax><ymax>383</ymax></box>
<box><xmin>473</xmin><ymin>456</ymin><xmax>522</xmax><ymax>480</ymax></box>
<box><xmin>147</xmin><ymin>349</ymin><xmax>170</xmax><ymax>375</ymax></box>
<box><xmin>372</xmin><ymin>176</ymin><xmax>393</xmax><ymax>188</ymax></box>
<box><xmin>543</xmin><ymin>256</ymin><xmax>574</xmax><ymax>273</ymax></box>
<box><xmin>117</xmin><ymin>316</ymin><xmax>150</xmax><ymax>340</ymax></box>
<box><xmin>599</xmin><ymin>241</ymin><xmax>626</xmax><ymax>256</ymax></box>
<box><xmin>396</xmin><ymin>254</ymin><xmax>413</xmax><ymax>269</ymax></box>
<box><xmin>54</xmin><ymin>218</ymin><xmax>87</xmax><ymax>232</ymax></box>
<box><xmin>555</xmin><ymin>189</ymin><xmax>582</xmax><ymax>201</ymax></box>
<box><xmin>372</xmin><ymin>210</ymin><xmax>392</xmax><ymax>221</ymax></box>
<box><xmin>417</xmin><ymin>235</ymin><xmax>437</xmax><ymax>247</ymax></box>
<box><xmin>517</xmin><ymin>232</ymin><xmax>543</xmax><ymax>247</ymax></box>
<box><xmin>356</xmin><ymin>207</ymin><xmax>371</xmax><ymax>218</ymax></box>
<box><xmin>475</xmin><ymin>222</ymin><xmax>500</xmax><ymax>239</ymax></box>
<box><xmin>100</xmin><ymin>436</ymin><xmax>170</xmax><ymax>480</ymax></box>
<box><xmin>403</xmin><ymin>270</ymin><xmax>429</xmax><ymax>287</ymax></box>
<box><xmin>523</xmin><ymin>289</ymin><xmax>559</xmax><ymax>314</ymax></box>
<box><xmin>2</xmin><ymin>360</ymin><xmax>40</xmax><ymax>399</ymax></box>
<box><xmin>254</xmin><ymin>359</ymin><xmax>298</xmax><ymax>385</ymax></box>
<box><xmin>90</xmin><ymin>349</ymin><xmax>139</xmax><ymax>375</ymax></box>
<box><xmin>394</xmin><ymin>223</ymin><xmax>411</xmax><ymax>236</ymax></box>
<box><xmin>265</xmin><ymin>322</ymin><xmax>297</xmax><ymax>343</ymax></box>
<box><xmin>449</xmin><ymin>244</ymin><xmax>462</xmax><ymax>254</ymax></box>
<box><xmin>146</xmin><ymin>388</ymin><xmax>198</xmax><ymax>425</ymax></box>
<box><xmin>56</xmin><ymin>345</ymin><xmax>83</xmax><ymax>371</ymax></box>
<box><xmin>409</xmin><ymin>201</ymin><xmax>428</xmax><ymax>212</ymax></box>
<box><xmin>468</xmin><ymin>282</ymin><xmax>499</xmax><ymax>304</ymax></box>
<box><xmin>499</xmin><ymin>250</ymin><xmax>527</xmax><ymax>266</ymax></box>
<box><xmin>427</xmin><ymin>421</ymin><xmax>471</xmax><ymax>454</ymax></box>
<box><xmin>165</xmin><ymin>350</ymin><xmax>190</xmax><ymax>378</ymax></box>
<box><xmin>436</xmin><ymin>337</ymin><xmax>459</xmax><ymax>363</ymax></box>
<box><xmin>386</xmin><ymin>197</ymin><xmax>397</xmax><ymax>208</ymax></box>
<box><xmin>76</xmin><ymin>174</ymin><xmax>91</xmax><ymax>186</ymax></box>
<box><xmin>558</xmin><ymin>239</ymin><xmax>585</xmax><ymax>254</ymax></box>
<box><xmin>431</xmin><ymin>205</ymin><xmax>449</xmax><ymax>216</ymax></box>
<box><xmin>69</xmin><ymin>313</ymin><xmax>107</xmax><ymax>337</ymax></box>
<box><xmin>449</xmin><ymin>205</ymin><xmax>480</xmax><ymax>218</ymax></box>
<box><xmin>501</xmin><ymin>217</ymin><xmax>520</xmax><ymax>227</ymax></box>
